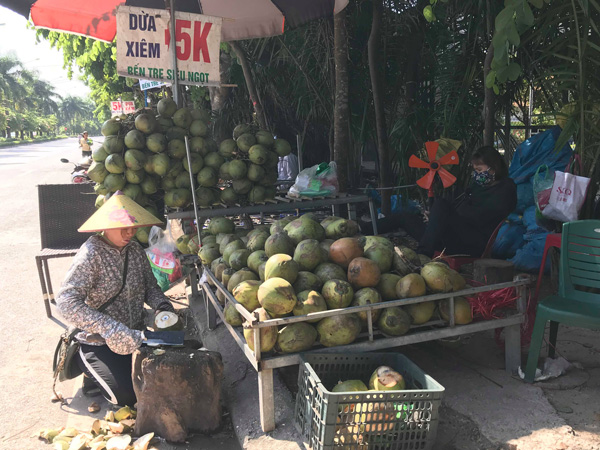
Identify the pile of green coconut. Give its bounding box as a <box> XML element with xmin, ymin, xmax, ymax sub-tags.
<box><xmin>87</xmin><ymin>98</ymin><xmax>291</xmax><ymax>244</ymax></box>
<box><xmin>176</xmin><ymin>214</ymin><xmax>472</xmax><ymax>354</ymax></box>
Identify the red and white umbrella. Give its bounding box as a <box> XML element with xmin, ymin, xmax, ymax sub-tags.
<box><xmin>1</xmin><ymin>0</ymin><xmax>349</xmax><ymax>42</ymax></box>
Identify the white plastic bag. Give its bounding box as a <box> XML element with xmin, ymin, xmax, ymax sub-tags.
<box><xmin>542</xmin><ymin>171</ymin><xmax>590</xmax><ymax>222</ymax></box>
<box><xmin>289</xmin><ymin>162</ymin><xmax>338</xmax><ymax>197</ymax></box>
<box><xmin>146</xmin><ymin>223</ymin><xmax>177</xmax><ymax>274</ymax></box>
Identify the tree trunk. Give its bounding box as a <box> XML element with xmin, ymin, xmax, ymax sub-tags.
<box><xmin>209</xmin><ymin>50</ymin><xmax>232</xmax><ymax>113</ymax></box>
<box><xmin>229</xmin><ymin>41</ymin><xmax>268</xmax><ymax>130</ymax></box>
<box><xmin>368</xmin><ymin>0</ymin><xmax>392</xmax><ymax>216</ymax></box>
<box><xmin>333</xmin><ymin>8</ymin><xmax>350</xmax><ymax>193</ymax></box>
<box><xmin>132</xmin><ymin>346</ymin><xmax>223</xmax><ymax>442</ymax></box>
<box><xmin>483</xmin><ymin>43</ymin><xmax>495</xmax><ymax>146</ymax></box>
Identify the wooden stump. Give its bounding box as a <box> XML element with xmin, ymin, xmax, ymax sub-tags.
<box><xmin>473</xmin><ymin>258</ymin><xmax>514</xmax><ymax>285</ymax></box>
<box><xmin>132</xmin><ymin>346</ymin><xmax>223</xmax><ymax>442</ymax></box>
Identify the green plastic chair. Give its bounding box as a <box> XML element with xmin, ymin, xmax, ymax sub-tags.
<box><xmin>524</xmin><ymin>220</ymin><xmax>600</xmax><ymax>382</ymax></box>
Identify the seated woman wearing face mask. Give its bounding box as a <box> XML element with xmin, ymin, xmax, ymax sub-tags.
<box><xmin>416</xmin><ymin>146</ymin><xmax>517</xmax><ymax>258</ymax></box>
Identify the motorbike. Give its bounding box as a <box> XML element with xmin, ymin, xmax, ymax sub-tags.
<box><xmin>61</xmin><ymin>157</ymin><xmax>92</xmax><ymax>184</ymax></box>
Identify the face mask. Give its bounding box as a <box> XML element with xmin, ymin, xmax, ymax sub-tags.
<box><xmin>472</xmin><ymin>169</ymin><xmax>495</xmax><ymax>186</ymax></box>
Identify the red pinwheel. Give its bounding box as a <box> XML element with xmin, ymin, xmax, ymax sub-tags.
<box><xmin>408</xmin><ymin>141</ymin><xmax>459</xmax><ymax>197</ymax></box>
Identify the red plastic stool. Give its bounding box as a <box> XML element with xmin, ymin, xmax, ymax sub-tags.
<box><xmin>532</xmin><ymin>233</ymin><xmax>562</xmax><ymax>302</ymax></box>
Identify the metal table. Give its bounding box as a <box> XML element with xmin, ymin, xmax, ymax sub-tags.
<box><xmin>198</xmin><ymin>268</ymin><xmax>530</xmax><ymax>432</ymax></box>
<box><xmin>166</xmin><ymin>193</ymin><xmax>379</xmax><ymax>234</ymax></box>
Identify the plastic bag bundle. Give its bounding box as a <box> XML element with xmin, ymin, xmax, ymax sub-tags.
<box><xmin>289</xmin><ymin>162</ymin><xmax>339</xmax><ymax>197</ymax></box>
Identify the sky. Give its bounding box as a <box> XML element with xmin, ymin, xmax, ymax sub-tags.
<box><xmin>0</xmin><ymin>6</ymin><xmax>90</xmax><ymax>99</ymax></box>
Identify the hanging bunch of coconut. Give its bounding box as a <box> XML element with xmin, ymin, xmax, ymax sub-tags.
<box><xmin>185</xmin><ymin>212</ymin><xmax>470</xmax><ymax>356</ymax></box>
<box><xmin>213</xmin><ymin>123</ymin><xmax>292</xmax><ymax>205</ymax></box>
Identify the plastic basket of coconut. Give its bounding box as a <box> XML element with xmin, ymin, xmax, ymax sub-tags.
<box><xmin>294</xmin><ymin>353</ymin><xmax>444</xmax><ymax>450</ymax></box>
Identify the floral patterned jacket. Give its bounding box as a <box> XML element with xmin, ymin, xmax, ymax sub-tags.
<box><xmin>57</xmin><ymin>235</ymin><xmax>174</xmax><ymax>355</ymax></box>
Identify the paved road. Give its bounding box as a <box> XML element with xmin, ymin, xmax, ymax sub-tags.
<box><xmin>0</xmin><ymin>137</ymin><xmax>239</xmax><ymax>450</ymax></box>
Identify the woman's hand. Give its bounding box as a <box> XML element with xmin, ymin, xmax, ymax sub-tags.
<box><xmin>105</xmin><ymin>325</ymin><xmax>143</xmax><ymax>355</ymax></box>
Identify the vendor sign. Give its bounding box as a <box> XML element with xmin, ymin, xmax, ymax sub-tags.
<box><xmin>116</xmin><ymin>6</ymin><xmax>222</xmax><ymax>86</ymax></box>
<box><xmin>139</xmin><ymin>79</ymin><xmax>169</xmax><ymax>91</ymax></box>
<box><xmin>110</xmin><ymin>100</ymin><xmax>135</xmax><ymax>116</ymax></box>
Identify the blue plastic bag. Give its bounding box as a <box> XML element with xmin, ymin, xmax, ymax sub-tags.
<box><xmin>509</xmin><ymin>233</ymin><xmax>551</xmax><ymax>273</ymax></box>
<box><xmin>509</xmin><ymin>126</ymin><xmax>573</xmax><ymax>185</ymax></box>
<box><xmin>492</xmin><ymin>222</ymin><xmax>526</xmax><ymax>259</ymax></box>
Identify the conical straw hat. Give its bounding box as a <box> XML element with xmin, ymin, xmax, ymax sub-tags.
<box><xmin>78</xmin><ymin>191</ymin><xmax>163</xmax><ymax>232</ymax></box>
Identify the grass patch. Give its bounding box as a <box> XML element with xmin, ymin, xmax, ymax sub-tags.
<box><xmin>0</xmin><ymin>135</ymin><xmax>70</xmax><ymax>148</ymax></box>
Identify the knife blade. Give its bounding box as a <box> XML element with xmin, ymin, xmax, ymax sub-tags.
<box><xmin>143</xmin><ymin>331</ymin><xmax>185</xmax><ymax>347</ymax></box>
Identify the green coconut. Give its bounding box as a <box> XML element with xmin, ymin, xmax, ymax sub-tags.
<box><xmin>377</xmin><ymin>307</ymin><xmax>411</xmax><ymax>336</ymax></box>
<box><xmin>195</xmin><ymin>187</ymin><xmax>215</xmax><ymax>207</ymax></box>
<box><xmin>232</xmin><ymin>178</ymin><xmax>253</xmax><ymax>195</ymax></box>
<box><xmin>314</xmin><ymin>262</ymin><xmax>347</xmax><ymax>283</ymax></box>
<box><xmin>321</xmin><ymin>279</ymin><xmax>354</xmax><ymax>309</ymax></box>
<box><xmin>376</xmin><ymin>273</ymin><xmax>402</xmax><ymax>301</ymax></box>
<box><xmin>293</xmin><ymin>271</ymin><xmax>323</xmax><ymax>293</ymax></box>
<box><xmin>103</xmin><ymin>135</ymin><xmax>125</xmax><ymax>154</ymax></box>
<box><xmin>255</xmin><ymin>130</ymin><xmax>274</xmax><ymax>147</ymax></box>
<box><xmin>325</xmin><ymin>219</ymin><xmax>360</xmax><ymax>240</ymax></box>
<box><xmin>247</xmin><ymin>164</ymin><xmax>266</xmax><ymax>182</ymax></box>
<box><xmin>101</xmin><ymin>118</ymin><xmax>121</xmax><ymax>136</ymax></box>
<box><xmin>364</xmin><ymin>243</ymin><xmax>393</xmax><ymax>273</ymax></box>
<box><xmin>164</xmin><ymin>188</ymin><xmax>191</xmax><ymax>208</ymax></box>
<box><xmin>104</xmin><ymin>173</ymin><xmax>126</xmax><ymax>192</ymax></box>
<box><xmin>92</xmin><ymin>146</ymin><xmax>109</xmax><ymax>162</ymax></box>
<box><xmin>198</xmin><ymin>244</ymin><xmax>221</xmax><ymax>265</ymax></box>
<box><xmin>273</xmin><ymin>138</ymin><xmax>292</xmax><ymax>156</ymax></box>
<box><xmin>264</xmin><ymin>254</ymin><xmax>300</xmax><ymax>284</ymax></box>
<box><xmin>243</xmin><ymin>307</ymin><xmax>277</xmax><ymax>353</ymax></box>
<box><xmin>135</xmin><ymin>113</ymin><xmax>157</xmax><ymax>134</ymax></box>
<box><xmin>220</xmin><ymin>187</ymin><xmax>238</xmax><ymax>205</ymax></box>
<box><xmin>229</xmin><ymin>249</ymin><xmax>251</xmax><ymax>271</ymax></box>
<box><xmin>224</xmin><ymin>303</ymin><xmax>244</xmax><ymax>326</ymax></box>
<box><xmin>151</xmin><ymin>153</ymin><xmax>170</xmax><ymax>177</ymax></box>
<box><xmin>223</xmin><ymin>240</ymin><xmax>246</xmax><ymax>265</ymax></box>
<box><xmin>146</xmin><ymin>133</ymin><xmax>167</xmax><ymax>153</ymax></box>
<box><xmin>204</xmin><ymin>152</ymin><xmax>225</xmax><ymax>170</ymax></box>
<box><xmin>196</xmin><ymin>167</ymin><xmax>217</xmax><ymax>187</ymax></box>
<box><xmin>190</xmin><ymin>119</ymin><xmax>208</xmax><ymax>137</ymax></box>
<box><xmin>293</xmin><ymin>290</ymin><xmax>328</xmax><ymax>323</ymax></box>
<box><xmin>406</xmin><ymin>301</ymin><xmax>436</xmax><ymax>325</ymax></box>
<box><xmin>166</xmin><ymin>126</ymin><xmax>187</xmax><ymax>141</ymax></box>
<box><xmin>284</xmin><ymin>217</ymin><xmax>325</xmax><ymax>244</ymax></box>
<box><xmin>351</xmin><ymin>287</ymin><xmax>382</xmax><ymax>325</ymax></box>
<box><xmin>228</xmin><ymin>160</ymin><xmax>248</xmax><ymax>180</ymax></box>
<box><xmin>369</xmin><ymin>366</ymin><xmax>406</xmax><ymax>391</ymax></box>
<box><xmin>258</xmin><ymin>277</ymin><xmax>298</xmax><ymax>316</ymax></box>
<box><xmin>88</xmin><ymin>161</ymin><xmax>109</xmax><ymax>183</ymax></box>
<box><xmin>189</xmin><ymin>136</ymin><xmax>206</xmax><ymax>155</ymax></box>
<box><xmin>209</xmin><ymin>217</ymin><xmax>235</xmax><ymax>236</ymax></box>
<box><xmin>264</xmin><ymin>232</ymin><xmax>295</xmax><ymax>257</ymax></box>
<box><xmin>219</xmin><ymin>139</ymin><xmax>237</xmax><ymax>158</ymax></box>
<box><xmin>248</xmin><ymin>144</ymin><xmax>269</xmax><ymax>165</ymax></box>
<box><xmin>124</xmin><ymin>129</ymin><xmax>145</xmax><ymax>149</ymax></box>
<box><xmin>124</xmin><ymin>149</ymin><xmax>147</xmax><ymax>171</ymax></box>
<box><xmin>421</xmin><ymin>262</ymin><xmax>454</xmax><ymax>293</ymax></box>
<box><xmin>232</xmin><ymin>280</ymin><xmax>261</xmax><ymax>312</ymax></box>
<box><xmin>439</xmin><ymin>297</ymin><xmax>472</xmax><ymax>324</ymax></box>
<box><xmin>316</xmin><ymin>314</ymin><xmax>362</xmax><ymax>347</ymax></box>
<box><xmin>332</xmin><ymin>380</ymin><xmax>369</xmax><ymax>393</ymax></box>
<box><xmin>293</xmin><ymin>239</ymin><xmax>323</xmax><ymax>271</ymax></box>
<box><xmin>270</xmin><ymin>217</ymin><xmax>294</xmax><ymax>235</ymax></box>
<box><xmin>125</xmin><ymin>168</ymin><xmax>145</xmax><ymax>185</ymax></box>
<box><xmin>393</xmin><ymin>246</ymin><xmax>421</xmax><ymax>276</ymax></box>
<box><xmin>396</xmin><ymin>273</ymin><xmax>427</xmax><ymax>298</ymax></box>
<box><xmin>247</xmin><ymin>250</ymin><xmax>269</xmax><ymax>274</ymax></box>
<box><xmin>105</xmin><ymin>153</ymin><xmax>126</xmax><ymax>174</ymax></box>
<box><xmin>236</xmin><ymin>133</ymin><xmax>256</xmax><ymax>152</ymax></box>
<box><xmin>276</xmin><ymin>322</ymin><xmax>318</xmax><ymax>354</ymax></box>
<box><xmin>167</xmin><ymin>139</ymin><xmax>186</xmax><ymax>159</ymax></box>
<box><xmin>227</xmin><ymin>268</ymin><xmax>259</xmax><ymax>292</ymax></box>
<box><xmin>183</xmin><ymin>154</ymin><xmax>204</xmax><ymax>174</ymax></box>
<box><xmin>247</xmin><ymin>232</ymin><xmax>269</xmax><ymax>253</ymax></box>
<box><xmin>172</xmin><ymin>108</ymin><xmax>192</xmax><ymax>129</ymax></box>
<box><xmin>248</xmin><ymin>186</ymin><xmax>266</xmax><ymax>203</ymax></box>
<box><xmin>157</xmin><ymin>98</ymin><xmax>177</xmax><ymax>118</ymax></box>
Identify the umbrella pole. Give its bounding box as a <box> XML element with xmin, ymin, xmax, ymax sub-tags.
<box><xmin>168</xmin><ymin>0</ymin><xmax>181</xmax><ymax>107</ymax></box>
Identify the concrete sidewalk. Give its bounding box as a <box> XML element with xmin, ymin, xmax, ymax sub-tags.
<box><xmin>186</xmin><ymin>281</ymin><xmax>600</xmax><ymax>450</ymax></box>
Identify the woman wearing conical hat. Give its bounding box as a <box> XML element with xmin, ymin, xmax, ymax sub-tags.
<box><xmin>56</xmin><ymin>192</ymin><xmax>175</xmax><ymax>407</ymax></box>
